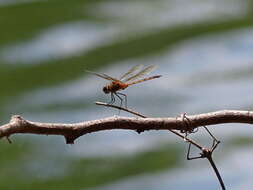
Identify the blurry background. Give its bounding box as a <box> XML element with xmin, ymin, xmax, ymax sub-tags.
<box><xmin>1</xmin><ymin>0</ymin><xmax>253</xmax><ymax>189</ymax></box>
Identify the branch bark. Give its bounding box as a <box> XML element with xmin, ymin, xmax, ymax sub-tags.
<box><xmin>0</xmin><ymin>110</ymin><xmax>252</xmax><ymax>144</ymax></box>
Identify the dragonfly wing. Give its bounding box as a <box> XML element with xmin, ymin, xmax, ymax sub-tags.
<box><xmin>101</xmin><ymin>73</ymin><xmax>120</xmax><ymax>81</ymax></box>
<box><xmin>124</xmin><ymin>65</ymin><xmax>157</xmax><ymax>82</ymax></box>
<box><xmin>86</xmin><ymin>70</ymin><xmax>119</xmax><ymax>81</ymax></box>
<box><xmin>127</xmin><ymin>75</ymin><xmax>162</xmax><ymax>86</ymax></box>
<box><xmin>120</xmin><ymin>64</ymin><xmax>143</xmax><ymax>81</ymax></box>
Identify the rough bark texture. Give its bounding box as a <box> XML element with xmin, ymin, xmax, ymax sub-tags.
<box><xmin>0</xmin><ymin>110</ymin><xmax>252</xmax><ymax>144</ymax></box>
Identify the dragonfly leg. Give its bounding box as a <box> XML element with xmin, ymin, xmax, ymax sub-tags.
<box><xmin>117</xmin><ymin>92</ymin><xmax>127</xmax><ymax>108</ymax></box>
<box><xmin>115</xmin><ymin>92</ymin><xmax>123</xmax><ymax>108</ymax></box>
<box><xmin>108</xmin><ymin>93</ymin><xmax>115</xmax><ymax>105</ymax></box>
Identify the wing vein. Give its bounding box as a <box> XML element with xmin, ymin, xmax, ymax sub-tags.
<box><xmin>124</xmin><ymin>65</ymin><xmax>156</xmax><ymax>82</ymax></box>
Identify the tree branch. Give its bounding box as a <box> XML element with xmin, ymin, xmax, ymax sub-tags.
<box><xmin>97</xmin><ymin>101</ymin><xmax>226</xmax><ymax>189</ymax></box>
<box><xmin>0</xmin><ymin>110</ymin><xmax>252</xmax><ymax>144</ymax></box>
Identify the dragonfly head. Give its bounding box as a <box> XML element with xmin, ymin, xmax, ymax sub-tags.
<box><xmin>103</xmin><ymin>86</ymin><xmax>110</xmax><ymax>94</ymax></box>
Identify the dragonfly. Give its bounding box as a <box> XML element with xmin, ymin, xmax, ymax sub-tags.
<box><xmin>86</xmin><ymin>65</ymin><xmax>162</xmax><ymax>108</ymax></box>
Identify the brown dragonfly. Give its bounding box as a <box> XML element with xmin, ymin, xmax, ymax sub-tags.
<box><xmin>86</xmin><ymin>65</ymin><xmax>161</xmax><ymax>107</ymax></box>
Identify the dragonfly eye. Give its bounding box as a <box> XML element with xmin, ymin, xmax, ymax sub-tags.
<box><xmin>103</xmin><ymin>86</ymin><xmax>109</xmax><ymax>94</ymax></box>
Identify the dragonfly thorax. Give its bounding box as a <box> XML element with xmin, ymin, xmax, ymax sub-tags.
<box><xmin>103</xmin><ymin>81</ymin><xmax>127</xmax><ymax>94</ymax></box>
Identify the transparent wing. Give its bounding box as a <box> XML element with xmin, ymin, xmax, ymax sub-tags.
<box><xmin>120</xmin><ymin>64</ymin><xmax>143</xmax><ymax>81</ymax></box>
<box><xmin>86</xmin><ymin>70</ymin><xmax>119</xmax><ymax>81</ymax></box>
<box><xmin>124</xmin><ymin>65</ymin><xmax>157</xmax><ymax>82</ymax></box>
<box><xmin>126</xmin><ymin>75</ymin><xmax>161</xmax><ymax>86</ymax></box>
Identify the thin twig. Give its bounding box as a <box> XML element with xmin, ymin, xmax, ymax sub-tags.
<box><xmin>96</xmin><ymin>101</ymin><xmax>203</xmax><ymax>148</ymax></box>
<box><xmin>96</xmin><ymin>102</ymin><xmax>226</xmax><ymax>190</ymax></box>
<box><xmin>95</xmin><ymin>101</ymin><xmax>145</xmax><ymax>118</ymax></box>
<box><xmin>207</xmin><ymin>156</ymin><xmax>226</xmax><ymax>190</ymax></box>
<box><xmin>6</xmin><ymin>136</ymin><xmax>12</xmax><ymax>144</ymax></box>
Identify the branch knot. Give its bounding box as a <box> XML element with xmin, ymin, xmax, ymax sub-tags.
<box><xmin>10</xmin><ymin>115</ymin><xmax>26</xmax><ymax>126</ymax></box>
